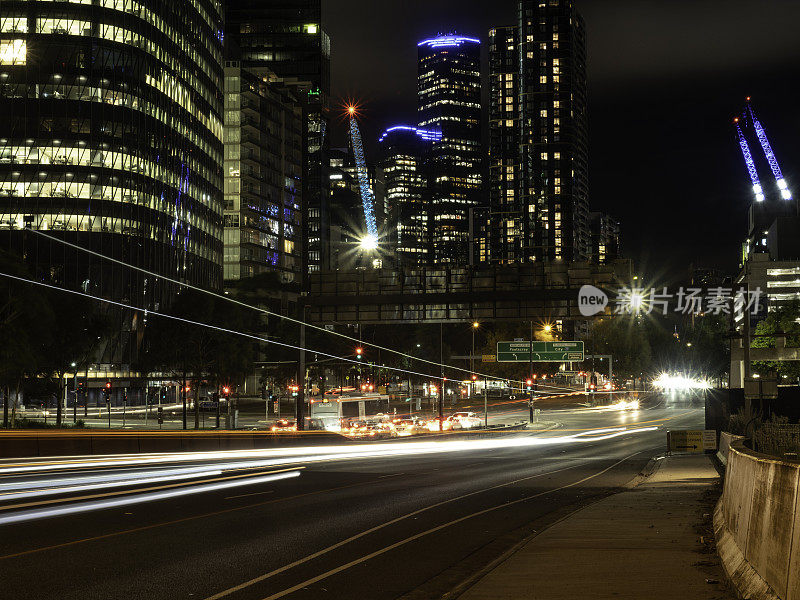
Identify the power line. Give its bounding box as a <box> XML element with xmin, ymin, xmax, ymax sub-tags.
<box><xmin>1</xmin><ymin>270</ymin><xmax>575</xmax><ymax>394</ymax></box>
<box><xmin>26</xmin><ymin>229</ymin><xmax>582</xmax><ymax>393</ymax></box>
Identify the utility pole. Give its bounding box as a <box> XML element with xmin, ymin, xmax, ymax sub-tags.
<box><xmin>484</xmin><ymin>375</ymin><xmax>488</xmax><ymax>428</ymax></box>
<box><xmin>529</xmin><ymin>320</ymin><xmax>534</xmax><ymax>412</ymax></box>
<box><xmin>296</xmin><ymin>310</ymin><xmax>306</xmax><ymax>431</ymax></box>
<box><xmin>439</xmin><ymin>322</ymin><xmax>444</xmax><ymax>430</ymax></box>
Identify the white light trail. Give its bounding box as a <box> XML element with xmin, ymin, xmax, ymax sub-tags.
<box><xmin>0</xmin><ymin>471</ymin><xmax>301</xmax><ymax>526</ymax></box>
<box><xmin>0</xmin><ymin>426</ymin><xmax>660</xmax><ymax>478</ymax></box>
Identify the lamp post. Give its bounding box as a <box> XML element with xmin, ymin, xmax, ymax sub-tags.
<box><xmin>70</xmin><ymin>362</ymin><xmax>77</xmax><ymax>423</ymax></box>
<box><xmin>471</xmin><ymin>321</ymin><xmax>479</xmax><ymax>398</ymax></box>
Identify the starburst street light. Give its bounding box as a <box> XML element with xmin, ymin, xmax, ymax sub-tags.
<box><xmin>360</xmin><ymin>234</ymin><xmax>378</xmax><ymax>251</ymax></box>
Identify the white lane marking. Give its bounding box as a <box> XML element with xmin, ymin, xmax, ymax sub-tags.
<box><xmin>225</xmin><ymin>490</ymin><xmax>275</xmax><ymax>500</ymax></box>
<box><xmin>378</xmin><ymin>473</ymin><xmax>404</xmax><ymax>478</ymax></box>
<box><xmin>254</xmin><ymin>450</ymin><xmax>643</xmax><ymax>600</ymax></box>
<box><xmin>203</xmin><ymin>461</ymin><xmax>591</xmax><ymax>600</ymax></box>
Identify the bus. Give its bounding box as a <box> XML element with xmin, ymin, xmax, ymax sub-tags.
<box><xmin>308</xmin><ymin>393</ymin><xmax>390</xmax><ymax>431</ymax></box>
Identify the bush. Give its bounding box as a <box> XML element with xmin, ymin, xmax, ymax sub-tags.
<box><xmin>728</xmin><ymin>406</ymin><xmax>761</xmax><ymax>436</ymax></box>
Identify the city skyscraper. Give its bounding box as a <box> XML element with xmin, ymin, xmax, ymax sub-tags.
<box><xmin>488</xmin><ymin>0</ymin><xmax>590</xmax><ymax>264</ymax></box>
<box><xmin>417</xmin><ymin>34</ymin><xmax>482</xmax><ymax>265</ymax></box>
<box><xmin>589</xmin><ymin>212</ymin><xmax>621</xmax><ymax>264</ymax></box>
<box><xmin>226</xmin><ymin>0</ymin><xmax>331</xmax><ymax>274</ymax></box>
<box><xmin>377</xmin><ymin>126</ymin><xmax>439</xmax><ymax>267</ymax></box>
<box><xmin>518</xmin><ymin>0</ymin><xmax>589</xmax><ymax>262</ymax></box>
<box><xmin>222</xmin><ymin>65</ymin><xmax>303</xmax><ymax>284</ymax></box>
<box><xmin>488</xmin><ymin>25</ymin><xmax>520</xmax><ymax>264</ymax></box>
<box><xmin>0</xmin><ymin>1</ymin><xmax>225</xmax><ymax>309</ymax></box>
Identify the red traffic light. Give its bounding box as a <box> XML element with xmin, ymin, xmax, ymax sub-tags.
<box><xmin>222</xmin><ymin>386</ymin><xmax>230</xmax><ymax>395</ymax></box>
<box><xmin>471</xmin><ymin>374</ymin><xmax>478</xmax><ymax>381</ymax></box>
<box><xmin>526</xmin><ymin>379</ymin><xmax>533</xmax><ymax>386</ymax></box>
<box><xmin>355</xmin><ymin>347</ymin><xmax>363</xmax><ymax>355</ymax></box>
<box><xmin>105</xmin><ymin>381</ymin><xmax>112</xmax><ymax>390</ymax></box>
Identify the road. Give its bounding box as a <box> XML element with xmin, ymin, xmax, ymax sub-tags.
<box><xmin>0</xmin><ymin>392</ymin><xmax>703</xmax><ymax>599</ymax></box>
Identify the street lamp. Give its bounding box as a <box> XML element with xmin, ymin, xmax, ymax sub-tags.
<box><xmin>359</xmin><ymin>234</ymin><xmax>378</xmax><ymax>251</ymax></box>
<box><xmin>471</xmin><ymin>322</ymin><xmax>480</xmax><ymax>398</ymax></box>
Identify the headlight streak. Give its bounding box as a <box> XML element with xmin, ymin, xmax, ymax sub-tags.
<box><xmin>0</xmin><ymin>426</ymin><xmax>661</xmax><ymax>479</ymax></box>
<box><xmin>0</xmin><ymin>471</ymin><xmax>302</xmax><ymax>526</ymax></box>
<box><xmin>0</xmin><ymin>469</ymin><xmax>224</xmax><ymax>501</ymax></box>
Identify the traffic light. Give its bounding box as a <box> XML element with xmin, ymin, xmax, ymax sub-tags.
<box><xmin>356</xmin><ymin>347</ymin><xmax>363</xmax><ymax>360</ymax></box>
<box><xmin>103</xmin><ymin>381</ymin><xmax>112</xmax><ymax>402</ymax></box>
<box><xmin>526</xmin><ymin>378</ymin><xmax>533</xmax><ymax>391</ymax></box>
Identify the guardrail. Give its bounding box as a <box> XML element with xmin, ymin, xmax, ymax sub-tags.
<box><xmin>715</xmin><ymin>436</ymin><xmax>800</xmax><ymax>599</ymax></box>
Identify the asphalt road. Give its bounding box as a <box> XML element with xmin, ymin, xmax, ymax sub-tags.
<box><xmin>0</xmin><ymin>392</ymin><xmax>704</xmax><ymax>600</ymax></box>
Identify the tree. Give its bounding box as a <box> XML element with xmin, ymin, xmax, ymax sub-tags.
<box><xmin>139</xmin><ymin>288</ymin><xmax>259</xmax><ymax>429</ymax></box>
<box><xmin>40</xmin><ymin>292</ymin><xmax>111</xmax><ymax>426</ymax></box>
<box><xmin>0</xmin><ymin>250</ymin><xmax>54</xmax><ymax>426</ymax></box>
<box><xmin>587</xmin><ymin>316</ymin><xmax>652</xmax><ymax>381</ymax></box>
<box><xmin>752</xmin><ymin>300</ymin><xmax>800</xmax><ymax>380</ymax></box>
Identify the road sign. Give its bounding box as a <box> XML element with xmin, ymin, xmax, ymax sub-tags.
<box><xmin>496</xmin><ymin>341</ymin><xmax>584</xmax><ymax>362</ymax></box>
<box><xmin>667</xmin><ymin>430</ymin><xmax>717</xmax><ymax>453</ymax></box>
<box><xmin>481</xmin><ymin>354</ymin><xmax>496</xmax><ymax>363</ymax></box>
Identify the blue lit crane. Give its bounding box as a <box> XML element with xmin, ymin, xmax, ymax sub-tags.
<box><xmin>746</xmin><ymin>99</ymin><xmax>793</xmax><ymax>201</ymax></box>
<box><xmin>734</xmin><ymin>117</ymin><xmax>765</xmax><ymax>203</ymax></box>
<box><xmin>734</xmin><ymin>98</ymin><xmax>793</xmax><ymax>203</ymax></box>
<box><xmin>346</xmin><ymin>105</ymin><xmax>378</xmax><ymax>247</ymax></box>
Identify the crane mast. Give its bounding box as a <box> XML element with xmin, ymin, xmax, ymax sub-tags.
<box><xmin>745</xmin><ymin>102</ymin><xmax>792</xmax><ymax>201</ymax></box>
<box><xmin>347</xmin><ymin>110</ymin><xmax>378</xmax><ymax>240</ymax></box>
<box><xmin>734</xmin><ymin>119</ymin><xmax>765</xmax><ymax>203</ymax></box>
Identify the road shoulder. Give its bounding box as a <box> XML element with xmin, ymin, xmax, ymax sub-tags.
<box><xmin>455</xmin><ymin>453</ymin><xmax>734</xmax><ymax>600</ymax></box>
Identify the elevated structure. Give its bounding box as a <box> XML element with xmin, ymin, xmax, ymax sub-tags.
<box><xmin>307</xmin><ymin>259</ymin><xmax>632</xmax><ymax>326</ymax></box>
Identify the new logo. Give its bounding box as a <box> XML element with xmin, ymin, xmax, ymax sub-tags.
<box><xmin>578</xmin><ymin>285</ymin><xmax>608</xmax><ymax>316</ymax></box>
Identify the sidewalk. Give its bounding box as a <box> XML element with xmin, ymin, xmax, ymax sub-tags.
<box><xmin>459</xmin><ymin>453</ymin><xmax>733</xmax><ymax>600</ymax></box>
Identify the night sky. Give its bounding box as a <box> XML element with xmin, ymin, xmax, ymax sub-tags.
<box><xmin>322</xmin><ymin>0</ymin><xmax>800</xmax><ymax>280</ymax></box>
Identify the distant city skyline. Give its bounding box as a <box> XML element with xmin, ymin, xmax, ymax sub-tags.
<box><xmin>323</xmin><ymin>0</ymin><xmax>800</xmax><ymax>278</ymax></box>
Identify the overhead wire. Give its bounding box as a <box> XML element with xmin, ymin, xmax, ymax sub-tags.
<box><xmin>25</xmin><ymin>229</ymin><xmax>584</xmax><ymax>393</ymax></box>
<box><xmin>0</xmin><ymin>270</ymin><xmax>576</xmax><ymax>394</ymax></box>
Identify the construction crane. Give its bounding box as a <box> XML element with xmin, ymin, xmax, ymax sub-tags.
<box><xmin>734</xmin><ymin>117</ymin><xmax>764</xmax><ymax>203</ymax></box>
<box><xmin>346</xmin><ymin>105</ymin><xmax>378</xmax><ymax>249</ymax></box>
<box><xmin>734</xmin><ymin>98</ymin><xmax>793</xmax><ymax>203</ymax></box>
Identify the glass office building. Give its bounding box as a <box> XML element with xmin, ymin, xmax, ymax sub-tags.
<box><xmin>0</xmin><ymin>0</ymin><xmax>225</xmax><ymax>312</ymax></box>
<box><xmin>417</xmin><ymin>34</ymin><xmax>482</xmax><ymax>266</ymax></box>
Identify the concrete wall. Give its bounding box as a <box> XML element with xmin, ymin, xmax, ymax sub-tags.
<box><xmin>0</xmin><ymin>430</ymin><xmax>348</xmax><ymax>458</ymax></box>
<box><xmin>715</xmin><ymin>438</ymin><xmax>800</xmax><ymax>599</ymax></box>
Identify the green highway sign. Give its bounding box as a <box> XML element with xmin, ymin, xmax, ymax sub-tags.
<box><xmin>496</xmin><ymin>341</ymin><xmax>584</xmax><ymax>362</ymax></box>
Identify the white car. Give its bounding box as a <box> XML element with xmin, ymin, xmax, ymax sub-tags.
<box><xmin>446</xmin><ymin>412</ymin><xmax>483</xmax><ymax>429</ymax></box>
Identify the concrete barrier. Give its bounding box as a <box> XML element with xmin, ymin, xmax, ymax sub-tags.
<box><xmin>718</xmin><ymin>432</ymin><xmax>745</xmax><ymax>466</ymax></box>
<box><xmin>715</xmin><ymin>437</ymin><xmax>800</xmax><ymax>599</ymax></box>
<box><xmin>0</xmin><ymin>430</ymin><xmax>349</xmax><ymax>458</ymax></box>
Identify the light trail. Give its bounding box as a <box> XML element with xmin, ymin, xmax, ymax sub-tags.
<box><xmin>0</xmin><ymin>426</ymin><xmax>659</xmax><ymax>478</ymax></box>
<box><xmin>0</xmin><ymin>470</ymin><xmax>302</xmax><ymax>526</ymax></box>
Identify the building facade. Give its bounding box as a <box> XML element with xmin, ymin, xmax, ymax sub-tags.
<box><xmin>418</xmin><ymin>34</ymin><xmax>482</xmax><ymax>265</ymax></box>
<box><xmin>377</xmin><ymin>126</ymin><xmax>438</xmax><ymax>267</ymax></box>
<box><xmin>0</xmin><ymin>0</ymin><xmax>225</xmax><ymax>309</ymax></box>
<box><xmin>222</xmin><ymin>64</ymin><xmax>302</xmax><ymax>284</ymax></box>
<box><xmin>486</xmin><ymin>0</ymin><xmax>590</xmax><ymax>264</ymax></box>
<box><xmin>518</xmin><ymin>0</ymin><xmax>589</xmax><ymax>262</ymax></box>
<box><xmin>588</xmin><ymin>212</ymin><xmax>620</xmax><ymax>264</ymax></box>
<box><xmin>488</xmin><ymin>26</ymin><xmax>521</xmax><ymax>264</ymax></box>
<box><xmin>225</xmin><ymin>0</ymin><xmax>331</xmax><ymax>275</ymax></box>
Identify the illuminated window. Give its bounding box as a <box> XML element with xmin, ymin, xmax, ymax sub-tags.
<box><xmin>0</xmin><ymin>39</ymin><xmax>25</xmax><ymax>64</ymax></box>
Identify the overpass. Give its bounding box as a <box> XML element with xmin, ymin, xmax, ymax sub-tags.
<box><xmin>307</xmin><ymin>259</ymin><xmax>632</xmax><ymax>325</ymax></box>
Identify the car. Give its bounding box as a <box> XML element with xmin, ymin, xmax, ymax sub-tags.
<box><xmin>446</xmin><ymin>412</ymin><xmax>483</xmax><ymax>429</ymax></box>
<box><xmin>271</xmin><ymin>419</ymin><xmax>297</xmax><ymax>432</ymax></box>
